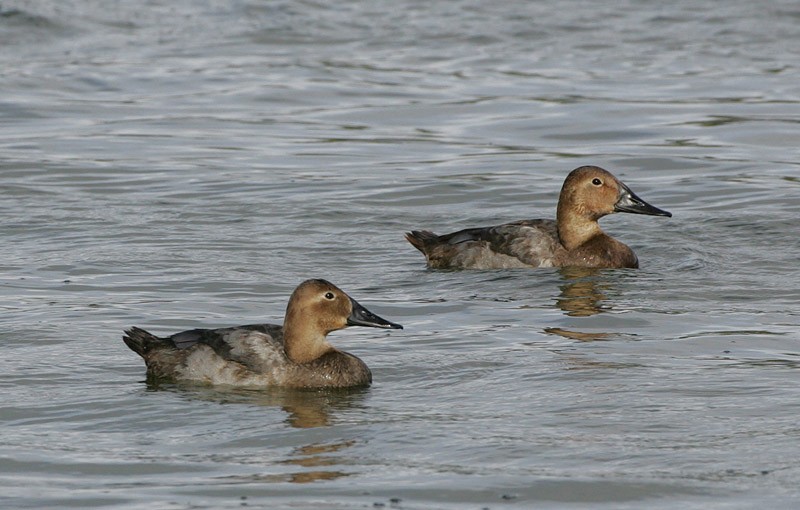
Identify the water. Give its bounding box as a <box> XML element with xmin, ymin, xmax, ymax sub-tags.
<box><xmin>1</xmin><ymin>1</ymin><xmax>799</xmax><ymax>508</ymax></box>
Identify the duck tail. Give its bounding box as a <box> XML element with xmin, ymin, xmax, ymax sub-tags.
<box><xmin>405</xmin><ymin>230</ymin><xmax>439</xmax><ymax>253</ymax></box>
<box><xmin>123</xmin><ymin>327</ymin><xmax>171</xmax><ymax>357</ymax></box>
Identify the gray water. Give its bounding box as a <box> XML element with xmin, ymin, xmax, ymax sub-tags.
<box><xmin>2</xmin><ymin>1</ymin><xmax>799</xmax><ymax>508</ymax></box>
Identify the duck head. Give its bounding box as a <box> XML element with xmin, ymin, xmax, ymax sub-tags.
<box><xmin>558</xmin><ymin>165</ymin><xmax>671</xmax><ymax>220</ymax></box>
<box><xmin>556</xmin><ymin>166</ymin><xmax>671</xmax><ymax>250</ymax></box>
<box><xmin>283</xmin><ymin>279</ymin><xmax>402</xmax><ymax>363</ymax></box>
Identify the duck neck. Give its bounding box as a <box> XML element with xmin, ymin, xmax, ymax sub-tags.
<box><xmin>556</xmin><ymin>204</ymin><xmax>603</xmax><ymax>251</ymax></box>
<box><xmin>283</xmin><ymin>312</ymin><xmax>333</xmax><ymax>364</ymax></box>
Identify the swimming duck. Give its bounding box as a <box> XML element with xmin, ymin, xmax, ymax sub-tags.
<box><xmin>406</xmin><ymin>166</ymin><xmax>671</xmax><ymax>269</ymax></box>
<box><xmin>123</xmin><ymin>279</ymin><xmax>402</xmax><ymax>389</ymax></box>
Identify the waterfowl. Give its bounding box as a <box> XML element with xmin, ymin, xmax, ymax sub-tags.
<box><xmin>123</xmin><ymin>279</ymin><xmax>402</xmax><ymax>389</ymax></box>
<box><xmin>406</xmin><ymin>166</ymin><xmax>671</xmax><ymax>269</ymax></box>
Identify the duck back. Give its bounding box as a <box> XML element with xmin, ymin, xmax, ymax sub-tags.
<box><xmin>406</xmin><ymin>220</ymin><xmax>564</xmax><ymax>269</ymax></box>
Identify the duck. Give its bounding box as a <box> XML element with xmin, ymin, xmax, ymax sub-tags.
<box><xmin>123</xmin><ymin>279</ymin><xmax>402</xmax><ymax>389</ymax></box>
<box><xmin>405</xmin><ymin>165</ymin><xmax>671</xmax><ymax>269</ymax></box>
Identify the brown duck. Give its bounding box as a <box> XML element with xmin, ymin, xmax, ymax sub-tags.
<box><xmin>406</xmin><ymin>166</ymin><xmax>671</xmax><ymax>269</ymax></box>
<box><xmin>123</xmin><ymin>279</ymin><xmax>402</xmax><ymax>389</ymax></box>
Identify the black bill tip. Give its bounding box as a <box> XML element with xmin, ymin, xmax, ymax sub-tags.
<box><xmin>347</xmin><ymin>298</ymin><xmax>403</xmax><ymax>330</ymax></box>
<box><xmin>614</xmin><ymin>184</ymin><xmax>672</xmax><ymax>217</ymax></box>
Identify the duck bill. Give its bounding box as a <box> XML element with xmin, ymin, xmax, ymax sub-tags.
<box><xmin>614</xmin><ymin>183</ymin><xmax>672</xmax><ymax>217</ymax></box>
<box><xmin>347</xmin><ymin>298</ymin><xmax>403</xmax><ymax>329</ymax></box>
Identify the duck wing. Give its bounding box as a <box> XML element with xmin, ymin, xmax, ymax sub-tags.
<box><xmin>409</xmin><ymin>219</ymin><xmax>561</xmax><ymax>268</ymax></box>
<box><xmin>168</xmin><ymin>323</ymin><xmax>285</xmax><ymax>371</ymax></box>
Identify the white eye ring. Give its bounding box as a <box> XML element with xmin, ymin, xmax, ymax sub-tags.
<box><xmin>324</xmin><ymin>292</ymin><xmax>335</xmax><ymax>300</ymax></box>
<box><xmin>592</xmin><ymin>178</ymin><xmax>602</xmax><ymax>186</ymax></box>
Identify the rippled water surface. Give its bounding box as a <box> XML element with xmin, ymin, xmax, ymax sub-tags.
<box><xmin>2</xmin><ymin>1</ymin><xmax>799</xmax><ymax>509</ymax></box>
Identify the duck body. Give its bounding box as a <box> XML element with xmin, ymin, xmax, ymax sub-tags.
<box><xmin>123</xmin><ymin>324</ymin><xmax>373</xmax><ymax>388</ymax></box>
<box><xmin>408</xmin><ymin>219</ymin><xmax>637</xmax><ymax>269</ymax></box>
<box><xmin>406</xmin><ymin>166</ymin><xmax>671</xmax><ymax>270</ymax></box>
<box><xmin>123</xmin><ymin>279</ymin><xmax>402</xmax><ymax>389</ymax></box>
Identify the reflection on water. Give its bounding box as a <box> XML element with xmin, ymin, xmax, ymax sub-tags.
<box><xmin>554</xmin><ymin>268</ymin><xmax>609</xmax><ymax>317</ymax></box>
<box><xmin>223</xmin><ymin>440</ymin><xmax>356</xmax><ymax>484</ymax></box>
<box><xmin>275</xmin><ymin>441</ymin><xmax>356</xmax><ymax>484</ymax></box>
<box><xmin>279</xmin><ymin>389</ymin><xmax>369</xmax><ymax>430</ymax></box>
<box><xmin>548</xmin><ymin>268</ymin><xmax>616</xmax><ymax>342</ymax></box>
<box><xmin>163</xmin><ymin>385</ymin><xmax>366</xmax><ymax>483</ymax></box>
<box><xmin>217</xmin><ymin>440</ymin><xmax>356</xmax><ymax>484</ymax></box>
<box><xmin>162</xmin><ymin>384</ymin><xmax>370</xmax><ymax>429</ymax></box>
<box><xmin>545</xmin><ymin>327</ymin><xmax>613</xmax><ymax>342</ymax></box>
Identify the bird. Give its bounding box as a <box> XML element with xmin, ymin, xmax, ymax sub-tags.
<box><xmin>405</xmin><ymin>165</ymin><xmax>671</xmax><ymax>269</ymax></box>
<box><xmin>123</xmin><ymin>279</ymin><xmax>402</xmax><ymax>389</ymax></box>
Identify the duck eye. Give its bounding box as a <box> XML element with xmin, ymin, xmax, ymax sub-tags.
<box><xmin>592</xmin><ymin>178</ymin><xmax>602</xmax><ymax>186</ymax></box>
<box><xmin>324</xmin><ymin>292</ymin><xmax>335</xmax><ymax>300</ymax></box>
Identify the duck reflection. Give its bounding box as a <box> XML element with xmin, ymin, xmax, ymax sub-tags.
<box><xmin>148</xmin><ymin>384</ymin><xmax>368</xmax><ymax>483</ymax></box>
<box><xmin>217</xmin><ymin>440</ymin><xmax>356</xmax><ymax>484</ymax></box>
<box><xmin>544</xmin><ymin>327</ymin><xmax>612</xmax><ymax>342</ymax></box>
<box><xmin>554</xmin><ymin>267</ymin><xmax>609</xmax><ymax>317</ymax></box>
<box><xmin>239</xmin><ymin>386</ymin><xmax>370</xmax><ymax>429</ymax></box>
<box><xmin>275</xmin><ymin>440</ymin><xmax>356</xmax><ymax>483</ymax></box>
<box><xmin>148</xmin><ymin>382</ymin><xmax>369</xmax><ymax>429</ymax></box>
<box><xmin>547</xmin><ymin>267</ymin><xmax>615</xmax><ymax>342</ymax></box>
